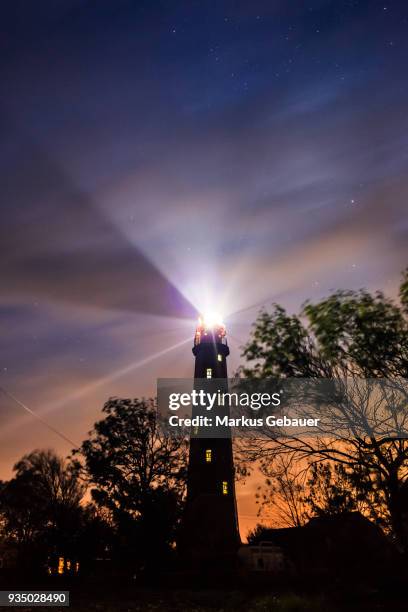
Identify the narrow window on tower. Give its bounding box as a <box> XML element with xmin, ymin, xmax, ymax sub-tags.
<box><xmin>222</xmin><ymin>481</ymin><xmax>228</xmax><ymax>495</ymax></box>
<box><xmin>206</xmin><ymin>368</ymin><xmax>212</xmax><ymax>378</ymax></box>
<box><xmin>205</xmin><ymin>449</ymin><xmax>212</xmax><ymax>463</ymax></box>
<box><xmin>217</xmin><ymin>354</ymin><xmax>222</xmax><ymax>362</ymax></box>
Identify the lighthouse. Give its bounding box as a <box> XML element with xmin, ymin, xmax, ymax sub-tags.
<box><xmin>179</xmin><ymin>313</ymin><xmax>240</xmax><ymax>564</ymax></box>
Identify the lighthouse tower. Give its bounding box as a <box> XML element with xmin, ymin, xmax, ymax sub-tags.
<box><xmin>179</xmin><ymin>314</ymin><xmax>240</xmax><ymax>564</ymax></box>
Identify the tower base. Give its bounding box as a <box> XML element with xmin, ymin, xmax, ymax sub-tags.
<box><xmin>178</xmin><ymin>493</ymin><xmax>241</xmax><ymax>568</ymax></box>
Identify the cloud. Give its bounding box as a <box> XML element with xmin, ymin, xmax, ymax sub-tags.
<box><xmin>0</xmin><ymin>139</ymin><xmax>196</xmax><ymax>319</ymax></box>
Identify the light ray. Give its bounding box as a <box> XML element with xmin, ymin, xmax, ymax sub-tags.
<box><xmin>46</xmin><ymin>335</ymin><xmax>192</xmax><ymax>412</ymax></box>
<box><xmin>0</xmin><ymin>336</ymin><xmax>192</xmax><ymax>439</ymax></box>
<box><xmin>0</xmin><ymin>387</ymin><xmax>80</xmax><ymax>449</ymax></box>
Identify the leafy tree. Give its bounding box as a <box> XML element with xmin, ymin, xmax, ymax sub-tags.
<box><xmin>246</xmin><ymin>523</ymin><xmax>273</xmax><ymax>545</ymax></box>
<box><xmin>13</xmin><ymin>449</ymin><xmax>84</xmax><ymax>510</ymax></box>
<box><xmin>0</xmin><ymin>450</ymin><xmax>85</xmax><ymax>569</ymax></box>
<box><xmin>304</xmin><ymin>461</ymin><xmax>390</xmax><ymax>528</ymax></box>
<box><xmin>242</xmin><ymin>283</ymin><xmax>408</xmax><ymax>380</ymax></box>
<box><xmin>241</xmin><ymin>271</ymin><xmax>408</xmax><ymax>551</ymax></box>
<box><xmin>305</xmin><ymin>463</ymin><xmax>359</xmax><ymax>517</ymax></box>
<box><xmin>77</xmin><ymin>397</ymin><xmax>188</xmax><ymax>569</ymax></box>
<box><xmin>400</xmin><ymin>268</ymin><xmax>408</xmax><ymax>313</ymax></box>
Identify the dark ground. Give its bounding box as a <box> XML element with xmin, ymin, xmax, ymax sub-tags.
<box><xmin>1</xmin><ymin>575</ymin><xmax>408</xmax><ymax>612</ymax></box>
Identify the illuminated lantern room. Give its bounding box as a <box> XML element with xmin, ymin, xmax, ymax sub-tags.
<box><xmin>192</xmin><ymin>312</ymin><xmax>230</xmax><ymax>378</ymax></box>
<box><xmin>194</xmin><ymin>312</ymin><xmax>227</xmax><ymax>347</ymax></box>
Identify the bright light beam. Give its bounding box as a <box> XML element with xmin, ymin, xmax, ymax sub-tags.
<box><xmin>199</xmin><ymin>311</ymin><xmax>224</xmax><ymax>329</ymax></box>
<box><xmin>46</xmin><ymin>335</ymin><xmax>192</xmax><ymax>412</ymax></box>
<box><xmin>0</xmin><ymin>336</ymin><xmax>192</xmax><ymax>439</ymax></box>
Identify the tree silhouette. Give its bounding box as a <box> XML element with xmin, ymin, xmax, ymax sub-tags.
<box><xmin>0</xmin><ymin>450</ymin><xmax>85</xmax><ymax>570</ymax></box>
<box><xmin>255</xmin><ymin>455</ymin><xmax>308</xmax><ymax>528</ymax></box>
<box><xmin>241</xmin><ymin>270</ymin><xmax>408</xmax><ymax>551</ymax></box>
<box><xmin>305</xmin><ymin>463</ymin><xmax>361</xmax><ymax>518</ymax></box>
<box><xmin>77</xmin><ymin>397</ymin><xmax>188</xmax><ymax>570</ymax></box>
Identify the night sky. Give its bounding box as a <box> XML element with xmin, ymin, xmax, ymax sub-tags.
<box><xmin>1</xmin><ymin>1</ymin><xmax>407</xmax><ymax>536</ymax></box>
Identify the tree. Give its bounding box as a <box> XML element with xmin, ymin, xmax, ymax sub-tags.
<box><xmin>77</xmin><ymin>397</ymin><xmax>188</xmax><ymax>569</ymax></box>
<box><xmin>255</xmin><ymin>456</ymin><xmax>389</xmax><ymax>530</ymax></box>
<box><xmin>400</xmin><ymin>268</ymin><xmax>408</xmax><ymax>313</ymax></box>
<box><xmin>256</xmin><ymin>455</ymin><xmax>308</xmax><ymax>528</ymax></box>
<box><xmin>246</xmin><ymin>523</ymin><xmax>273</xmax><ymax>545</ymax></box>
<box><xmin>0</xmin><ymin>450</ymin><xmax>85</xmax><ymax>569</ymax></box>
<box><xmin>76</xmin><ymin>503</ymin><xmax>115</xmax><ymax>571</ymax></box>
<box><xmin>13</xmin><ymin>449</ymin><xmax>84</xmax><ymax>511</ymax></box>
<box><xmin>305</xmin><ymin>463</ymin><xmax>359</xmax><ymax>518</ymax></box>
<box><xmin>241</xmin><ymin>270</ymin><xmax>408</xmax><ymax>550</ymax></box>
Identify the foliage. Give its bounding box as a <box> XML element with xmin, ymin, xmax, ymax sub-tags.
<box><xmin>77</xmin><ymin>397</ymin><xmax>188</xmax><ymax>567</ymax></box>
<box><xmin>0</xmin><ymin>450</ymin><xmax>85</xmax><ymax>568</ymax></box>
<box><xmin>241</xmin><ymin>270</ymin><xmax>408</xmax><ymax>550</ymax></box>
<box><xmin>242</xmin><ymin>284</ymin><xmax>408</xmax><ymax>380</ymax></box>
<box><xmin>305</xmin><ymin>463</ymin><xmax>359</xmax><ymax>517</ymax></box>
<box><xmin>400</xmin><ymin>268</ymin><xmax>408</xmax><ymax>313</ymax></box>
<box><xmin>253</xmin><ymin>455</ymin><xmax>391</xmax><ymax>531</ymax></box>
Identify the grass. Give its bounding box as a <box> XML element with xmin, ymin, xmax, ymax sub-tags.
<box><xmin>10</xmin><ymin>589</ymin><xmax>408</xmax><ymax>612</ymax></box>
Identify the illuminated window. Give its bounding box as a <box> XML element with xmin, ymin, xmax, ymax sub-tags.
<box><xmin>222</xmin><ymin>481</ymin><xmax>228</xmax><ymax>495</ymax></box>
<box><xmin>205</xmin><ymin>449</ymin><xmax>212</xmax><ymax>462</ymax></box>
<box><xmin>206</xmin><ymin>368</ymin><xmax>212</xmax><ymax>378</ymax></box>
<box><xmin>58</xmin><ymin>557</ymin><xmax>64</xmax><ymax>575</ymax></box>
<box><xmin>217</xmin><ymin>354</ymin><xmax>222</xmax><ymax>362</ymax></box>
<box><xmin>66</xmin><ymin>560</ymin><xmax>71</xmax><ymax>571</ymax></box>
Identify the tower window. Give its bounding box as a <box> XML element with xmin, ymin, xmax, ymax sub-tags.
<box><xmin>206</xmin><ymin>368</ymin><xmax>212</xmax><ymax>378</ymax></box>
<box><xmin>217</xmin><ymin>354</ymin><xmax>222</xmax><ymax>362</ymax></box>
<box><xmin>205</xmin><ymin>449</ymin><xmax>212</xmax><ymax>463</ymax></box>
<box><xmin>222</xmin><ymin>481</ymin><xmax>228</xmax><ymax>495</ymax></box>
